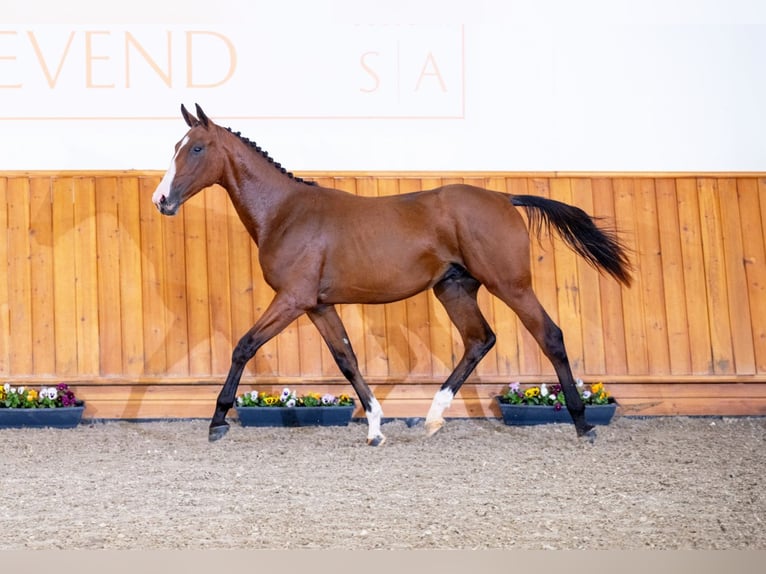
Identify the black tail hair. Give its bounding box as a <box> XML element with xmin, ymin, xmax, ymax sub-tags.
<box><xmin>511</xmin><ymin>194</ymin><xmax>632</xmax><ymax>286</ymax></box>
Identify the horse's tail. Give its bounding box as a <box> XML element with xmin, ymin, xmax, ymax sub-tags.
<box><xmin>510</xmin><ymin>194</ymin><xmax>632</xmax><ymax>287</ymax></box>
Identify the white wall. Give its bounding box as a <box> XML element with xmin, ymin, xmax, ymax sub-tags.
<box><xmin>1</xmin><ymin>0</ymin><xmax>764</xmax><ymax>171</ymax></box>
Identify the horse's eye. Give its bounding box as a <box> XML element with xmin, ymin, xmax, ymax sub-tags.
<box><xmin>192</xmin><ymin>145</ymin><xmax>203</xmax><ymax>154</ymax></box>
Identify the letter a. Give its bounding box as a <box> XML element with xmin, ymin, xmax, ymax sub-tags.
<box><xmin>415</xmin><ymin>52</ymin><xmax>446</xmax><ymax>92</ymax></box>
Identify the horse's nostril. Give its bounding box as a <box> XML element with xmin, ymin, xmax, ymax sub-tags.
<box><xmin>159</xmin><ymin>195</ymin><xmax>167</xmax><ymax>204</ymax></box>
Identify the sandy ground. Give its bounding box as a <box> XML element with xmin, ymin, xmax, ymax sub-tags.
<box><xmin>1</xmin><ymin>414</ymin><xmax>764</xmax><ymax>550</ymax></box>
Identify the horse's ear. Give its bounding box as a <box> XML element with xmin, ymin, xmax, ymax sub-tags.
<box><xmin>181</xmin><ymin>104</ymin><xmax>197</xmax><ymax>127</ymax></box>
<box><xmin>195</xmin><ymin>104</ymin><xmax>210</xmax><ymax>128</ymax></box>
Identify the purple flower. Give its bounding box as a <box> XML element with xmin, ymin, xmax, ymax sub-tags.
<box><xmin>61</xmin><ymin>390</ymin><xmax>77</xmax><ymax>406</ymax></box>
<box><xmin>554</xmin><ymin>402</ymin><xmax>563</xmax><ymax>411</ymax></box>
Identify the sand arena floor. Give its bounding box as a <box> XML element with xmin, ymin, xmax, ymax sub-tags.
<box><xmin>1</xmin><ymin>415</ymin><xmax>764</xmax><ymax>549</ymax></box>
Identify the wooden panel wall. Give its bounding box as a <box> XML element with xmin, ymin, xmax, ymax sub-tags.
<box><xmin>1</xmin><ymin>172</ymin><xmax>765</xmax><ymax>420</ymax></box>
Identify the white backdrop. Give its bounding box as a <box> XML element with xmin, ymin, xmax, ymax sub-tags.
<box><xmin>1</xmin><ymin>0</ymin><xmax>764</xmax><ymax>171</ymax></box>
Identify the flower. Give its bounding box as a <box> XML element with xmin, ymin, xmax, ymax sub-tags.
<box><xmin>498</xmin><ymin>380</ymin><xmax>614</xmax><ymax>410</ymax></box>
<box><xmin>237</xmin><ymin>387</ymin><xmax>354</xmax><ymax>408</ymax></box>
<box><xmin>0</xmin><ymin>383</ymin><xmax>82</xmax><ymax>409</ymax></box>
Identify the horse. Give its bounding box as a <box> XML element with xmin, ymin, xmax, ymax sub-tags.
<box><xmin>152</xmin><ymin>104</ymin><xmax>632</xmax><ymax>446</ymax></box>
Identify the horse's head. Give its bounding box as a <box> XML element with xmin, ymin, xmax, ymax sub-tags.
<box><xmin>152</xmin><ymin>104</ymin><xmax>225</xmax><ymax>216</ymax></box>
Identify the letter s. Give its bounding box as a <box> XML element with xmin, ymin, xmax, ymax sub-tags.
<box><xmin>359</xmin><ymin>51</ymin><xmax>379</xmax><ymax>93</ymax></box>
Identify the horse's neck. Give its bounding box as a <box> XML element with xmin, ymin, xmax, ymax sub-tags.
<box><xmin>222</xmin><ymin>159</ymin><xmax>298</xmax><ymax>246</ymax></box>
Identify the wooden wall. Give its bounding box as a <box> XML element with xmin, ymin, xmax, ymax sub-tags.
<box><xmin>1</xmin><ymin>172</ymin><xmax>764</xmax><ymax>421</ymax></box>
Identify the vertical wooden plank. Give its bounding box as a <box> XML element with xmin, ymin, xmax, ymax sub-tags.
<box><xmin>676</xmin><ymin>178</ymin><xmax>713</xmax><ymax>373</ymax></box>
<box><xmin>549</xmin><ymin>177</ymin><xmax>585</xmax><ymax>374</ymax></box>
<box><xmin>183</xmin><ymin>192</ymin><xmax>212</xmax><ymax>376</ymax></box>
<box><xmin>275</xmin><ymin>323</ymin><xmax>302</xmax><ymax>378</ymax></box>
<box><xmin>225</xmin><ymin>194</ymin><xmax>255</xmax><ymax>376</ymax></box>
<box><xmin>0</xmin><ymin>177</ymin><xmax>9</xmax><ymax>375</ymax></box>
<box><xmin>6</xmin><ymin>178</ymin><xmax>34</xmax><ymax>374</ymax></box>
<box><xmin>506</xmin><ymin>177</ymin><xmax>540</xmax><ymax>377</ymax></box>
<box><xmin>95</xmin><ymin>177</ymin><xmax>123</xmax><ymax>375</ymax></box>
<box><xmin>717</xmin><ymin>178</ymin><xmax>756</xmax><ymax>374</ymax></box>
<box><xmin>738</xmin><ymin>178</ymin><xmax>766</xmax><ymax>373</ymax></box>
<box><xmin>149</xmin><ymin>174</ymin><xmax>190</xmax><ymax>376</ymax></box>
<box><xmin>398</xmin><ymin>177</ymin><xmax>434</xmax><ymax>379</ymax></box>
<box><xmin>571</xmin><ymin>178</ymin><xmax>606</xmax><ymax>375</ymax></box>
<box><xmin>635</xmin><ymin>179</ymin><xmax>671</xmax><ymax>375</ymax></box>
<box><xmin>138</xmin><ymin>177</ymin><xmax>168</xmax><ymax>375</ymax></box>
<box><xmin>654</xmin><ymin>178</ymin><xmax>692</xmax><ymax>374</ymax></box>
<box><xmin>29</xmin><ymin>177</ymin><xmax>55</xmax><ymax>375</ymax></box>
<box><xmin>697</xmin><ymin>178</ymin><xmax>735</xmax><ymax>373</ymax></box>
<box><xmin>612</xmin><ymin>178</ymin><xmax>649</xmax><ymax>374</ymax></box>
<box><xmin>356</xmin><ymin>177</ymin><xmax>389</xmax><ymax>380</ymax></box>
<box><xmin>591</xmin><ymin>178</ymin><xmax>628</xmax><ymax>375</ymax></box>
<box><xmin>333</xmin><ymin>176</ymin><xmax>368</xmax><ymax>377</ymax></box>
<box><xmin>117</xmin><ymin>177</ymin><xmax>145</xmax><ymax>375</ymax></box>
<box><xmin>54</xmin><ymin>177</ymin><xmax>79</xmax><ymax>377</ymax></box>
<box><xmin>378</xmin><ymin>178</ymin><xmax>410</xmax><ymax>379</ymax></box>
<box><xmin>73</xmin><ymin>177</ymin><xmax>100</xmax><ymax>375</ymax></box>
<box><xmin>204</xmin><ymin>186</ymin><xmax>234</xmax><ymax>376</ymax></box>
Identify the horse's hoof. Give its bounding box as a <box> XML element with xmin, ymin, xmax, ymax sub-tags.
<box><xmin>579</xmin><ymin>426</ymin><xmax>597</xmax><ymax>444</ymax></box>
<box><xmin>208</xmin><ymin>423</ymin><xmax>230</xmax><ymax>442</ymax></box>
<box><xmin>424</xmin><ymin>419</ymin><xmax>444</xmax><ymax>437</ymax></box>
<box><xmin>366</xmin><ymin>435</ymin><xmax>386</xmax><ymax>447</ymax></box>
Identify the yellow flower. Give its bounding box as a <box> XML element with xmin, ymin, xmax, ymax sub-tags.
<box><xmin>591</xmin><ymin>382</ymin><xmax>604</xmax><ymax>395</ymax></box>
<box><xmin>263</xmin><ymin>396</ymin><xmax>278</xmax><ymax>406</ymax></box>
<box><xmin>308</xmin><ymin>392</ymin><xmax>321</xmax><ymax>401</ymax></box>
<box><xmin>26</xmin><ymin>389</ymin><xmax>39</xmax><ymax>402</ymax></box>
<box><xmin>339</xmin><ymin>394</ymin><xmax>350</xmax><ymax>402</ymax></box>
<box><xmin>524</xmin><ymin>387</ymin><xmax>540</xmax><ymax>398</ymax></box>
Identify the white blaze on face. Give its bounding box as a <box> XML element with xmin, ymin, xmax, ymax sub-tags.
<box><xmin>152</xmin><ymin>135</ymin><xmax>189</xmax><ymax>207</ymax></box>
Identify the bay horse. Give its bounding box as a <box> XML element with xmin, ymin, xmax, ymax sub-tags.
<box><xmin>152</xmin><ymin>104</ymin><xmax>632</xmax><ymax>446</ymax></box>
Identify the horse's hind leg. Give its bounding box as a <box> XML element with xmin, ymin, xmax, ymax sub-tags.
<box><xmin>495</xmin><ymin>284</ymin><xmax>595</xmax><ymax>440</ymax></box>
<box><xmin>307</xmin><ymin>305</ymin><xmax>386</xmax><ymax>446</ymax></box>
<box><xmin>425</xmin><ymin>272</ymin><xmax>496</xmax><ymax>436</ymax></box>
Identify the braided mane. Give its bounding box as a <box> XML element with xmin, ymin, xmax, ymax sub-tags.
<box><xmin>225</xmin><ymin>127</ymin><xmax>316</xmax><ymax>186</ymax></box>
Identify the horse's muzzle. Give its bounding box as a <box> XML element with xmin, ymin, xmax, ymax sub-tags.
<box><xmin>154</xmin><ymin>194</ymin><xmax>179</xmax><ymax>216</ymax></box>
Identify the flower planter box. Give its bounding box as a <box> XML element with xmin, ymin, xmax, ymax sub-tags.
<box><xmin>495</xmin><ymin>397</ymin><xmax>617</xmax><ymax>426</ymax></box>
<box><xmin>236</xmin><ymin>404</ymin><xmax>355</xmax><ymax>427</ymax></box>
<box><xmin>0</xmin><ymin>405</ymin><xmax>85</xmax><ymax>429</ymax></box>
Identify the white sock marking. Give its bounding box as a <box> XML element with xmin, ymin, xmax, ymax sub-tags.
<box><xmin>426</xmin><ymin>388</ymin><xmax>454</xmax><ymax>423</ymax></box>
<box><xmin>366</xmin><ymin>397</ymin><xmax>383</xmax><ymax>440</ymax></box>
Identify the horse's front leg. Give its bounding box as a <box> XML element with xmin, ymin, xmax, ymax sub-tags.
<box><xmin>307</xmin><ymin>305</ymin><xmax>386</xmax><ymax>446</ymax></box>
<box><xmin>209</xmin><ymin>294</ymin><xmax>306</xmax><ymax>442</ymax></box>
